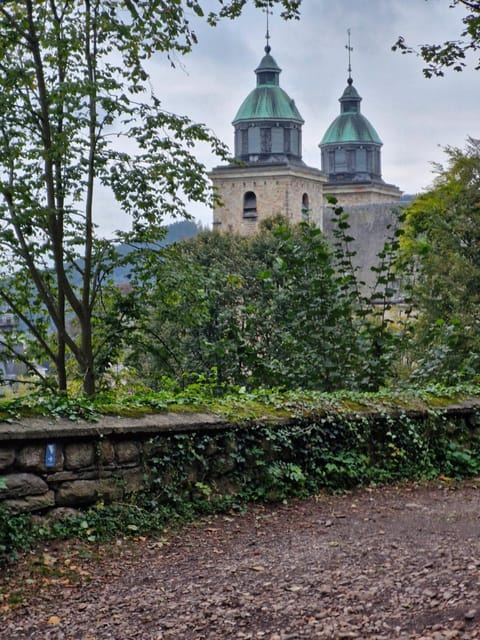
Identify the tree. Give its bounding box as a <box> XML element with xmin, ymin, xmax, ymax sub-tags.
<box><xmin>246</xmin><ymin>219</ymin><xmax>356</xmax><ymax>391</ymax></box>
<box><xmin>0</xmin><ymin>0</ymin><xmax>301</xmax><ymax>395</ymax></box>
<box><xmin>129</xmin><ymin>215</ymin><xmax>405</xmax><ymax>392</ymax></box>
<box><xmin>393</xmin><ymin>1</ymin><xmax>480</xmax><ymax>77</ymax></box>
<box><xmin>400</xmin><ymin>138</ymin><xmax>480</xmax><ymax>379</ymax></box>
<box><xmin>125</xmin><ymin>230</ymin><xmax>257</xmax><ymax>389</ymax></box>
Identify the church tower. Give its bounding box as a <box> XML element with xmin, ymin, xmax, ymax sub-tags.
<box><xmin>318</xmin><ymin>33</ymin><xmax>403</xmax><ymax>287</ymax></box>
<box><xmin>233</xmin><ymin>47</ymin><xmax>304</xmax><ymax>165</ymax></box>
<box><xmin>320</xmin><ymin>78</ymin><xmax>383</xmax><ymax>185</ymax></box>
<box><xmin>319</xmin><ymin>34</ymin><xmax>401</xmax><ymax>206</ymax></box>
<box><xmin>210</xmin><ymin>41</ymin><xmax>325</xmax><ymax>234</ymax></box>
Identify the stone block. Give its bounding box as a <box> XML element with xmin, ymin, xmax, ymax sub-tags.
<box><xmin>187</xmin><ymin>465</ymin><xmax>200</xmax><ymax>484</ymax></box>
<box><xmin>64</xmin><ymin>442</ymin><xmax>95</xmax><ymax>470</ymax></box>
<box><xmin>96</xmin><ymin>478</ymin><xmax>124</xmax><ymax>502</ymax></box>
<box><xmin>115</xmin><ymin>441</ymin><xmax>141</xmax><ymax>465</ymax></box>
<box><xmin>0</xmin><ymin>447</ymin><xmax>15</xmax><ymax>471</ymax></box>
<box><xmin>467</xmin><ymin>413</ymin><xmax>480</xmax><ymax>428</ymax></box>
<box><xmin>0</xmin><ymin>473</ymin><xmax>48</xmax><ymax>499</ymax></box>
<box><xmin>46</xmin><ymin>470</ymin><xmax>81</xmax><ymax>483</ymax></box>
<box><xmin>142</xmin><ymin>439</ymin><xmax>156</xmax><ymax>457</ymax></box>
<box><xmin>45</xmin><ymin>507</ymin><xmax>81</xmax><ymax>523</ymax></box>
<box><xmin>47</xmin><ymin>469</ymin><xmax>102</xmax><ymax>484</ymax></box>
<box><xmin>122</xmin><ymin>468</ymin><xmax>145</xmax><ymax>494</ymax></box>
<box><xmin>55</xmin><ymin>473</ymin><xmax>143</xmax><ymax>506</ymax></box>
<box><xmin>98</xmin><ymin>439</ymin><xmax>115</xmax><ymax>465</ymax></box>
<box><xmin>212</xmin><ymin>455</ymin><xmax>236</xmax><ymax>475</ymax></box>
<box><xmin>3</xmin><ymin>490</ymin><xmax>55</xmax><ymax>513</ymax></box>
<box><xmin>213</xmin><ymin>478</ymin><xmax>238</xmax><ymax>496</ymax></box>
<box><xmin>17</xmin><ymin>444</ymin><xmax>64</xmax><ymax>472</ymax></box>
<box><xmin>224</xmin><ymin>435</ymin><xmax>238</xmax><ymax>454</ymax></box>
<box><xmin>56</xmin><ymin>480</ymin><xmax>98</xmax><ymax>506</ymax></box>
<box><xmin>205</xmin><ymin>441</ymin><xmax>219</xmax><ymax>457</ymax></box>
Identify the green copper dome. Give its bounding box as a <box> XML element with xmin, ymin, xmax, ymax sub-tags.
<box><xmin>233</xmin><ymin>47</ymin><xmax>303</xmax><ymax>125</ymax></box>
<box><xmin>320</xmin><ymin>79</ymin><xmax>381</xmax><ymax>145</ymax></box>
<box><xmin>233</xmin><ymin>86</ymin><xmax>303</xmax><ymax>123</ymax></box>
<box><xmin>233</xmin><ymin>46</ymin><xmax>304</xmax><ymax>164</ymax></box>
<box><xmin>320</xmin><ymin>77</ymin><xmax>384</xmax><ymax>183</ymax></box>
<box><xmin>320</xmin><ymin>113</ymin><xmax>381</xmax><ymax>145</ymax></box>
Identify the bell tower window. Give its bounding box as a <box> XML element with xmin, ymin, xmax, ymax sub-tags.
<box><xmin>261</xmin><ymin>128</ymin><xmax>272</xmax><ymax>153</ymax></box>
<box><xmin>301</xmin><ymin>193</ymin><xmax>310</xmax><ymax>221</ymax></box>
<box><xmin>243</xmin><ymin>191</ymin><xmax>257</xmax><ymax>219</ymax></box>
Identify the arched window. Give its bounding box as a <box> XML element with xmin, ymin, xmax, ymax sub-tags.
<box><xmin>301</xmin><ymin>193</ymin><xmax>310</xmax><ymax>221</ymax></box>
<box><xmin>243</xmin><ymin>191</ymin><xmax>257</xmax><ymax>219</ymax></box>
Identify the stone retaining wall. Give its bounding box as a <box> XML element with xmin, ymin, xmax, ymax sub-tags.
<box><xmin>0</xmin><ymin>412</ymin><xmax>227</xmax><ymax>513</ymax></box>
<box><xmin>1</xmin><ymin>402</ymin><xmax>479</xmax><ymax>514</ymax></box>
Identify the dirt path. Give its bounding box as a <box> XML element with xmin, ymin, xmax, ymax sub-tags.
<box><xmin>1</xmin><ymin>481</ymin><xmax>480</xmax><ymax>640</ymax></box>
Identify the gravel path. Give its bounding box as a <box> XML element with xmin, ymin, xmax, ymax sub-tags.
<box><xmin>1</xmin><ymin>481</ymin><xmax>480</xmax><ymax>639</ymax></box>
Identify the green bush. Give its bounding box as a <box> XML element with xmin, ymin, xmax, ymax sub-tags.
<box><xmin>140</xmin><ymin>408</ymin><xmax>480</xmax><ymax>511</ymax></box>
<box><xmin>0</xmin><ymin>508</ymin><xmax>35</xmax><ymax>561</ymax></box>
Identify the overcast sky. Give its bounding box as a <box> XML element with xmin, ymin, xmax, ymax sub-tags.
<box><xmin>99</xmin><ymin>0</ymin><xmax>480</xmax><ymax>233</ymax></box>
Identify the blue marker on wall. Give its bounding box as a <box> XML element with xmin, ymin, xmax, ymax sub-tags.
<box><xmin>45</xmin><ymin>443</ymin><xmax>57</xmax><ymax>468</ymax></box>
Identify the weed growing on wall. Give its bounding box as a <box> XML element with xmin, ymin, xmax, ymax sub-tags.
<box><xmin>140</xmin><ymin>407</ymin><xmax>480</xmax><ymax>510</ymax></box>
<box><xmin>0</xmin><ymin>508</ymin><xmax>34</xmax><ymax>561</ymax></box>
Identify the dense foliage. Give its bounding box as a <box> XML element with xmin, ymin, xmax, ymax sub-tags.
<box><xmin>143</xmin><ymin>406</ymin><xmax>480</xmax><ymax>510</ymax></box>
<box><xmin>2</xmin><ymin>385</ymin><xmax>480</xmax><ymax>561</ymax></box>
<box><xmin>0</xmin><ymin>0</ymin><xmax>300</xmax><ymax>395</ymax></box>
<box><xmin>126</xmin><ymin>211</ymin><xmax>405</xmax><ymax>393</ymax></box>
<box><xmin>400</xmin><ymin>138</ymin><xmax>480</xmax><ymax>382</ymax></box>
<box><xmin>120</xmin><ymin>136</ymin><xmax>480</xmax><ymax>392</ymax></box>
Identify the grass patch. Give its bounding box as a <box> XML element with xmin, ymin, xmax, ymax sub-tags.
<box><xmin>1</xmin><ymin>383</ymin><xmax>480</xmax><ymax>424</ymax></box>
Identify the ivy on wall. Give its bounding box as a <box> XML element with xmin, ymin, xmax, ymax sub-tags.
<box><xmin>1</xmin><ymin>399</ymin><xmax>480</xmax><ymax>561</ymax></box>
<box><xmin>142</xmin><ymin>409</ymin><xmax>480</xmax><ymax>512</ymax></box>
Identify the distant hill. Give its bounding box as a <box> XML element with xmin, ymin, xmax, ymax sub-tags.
<box><xmin>116</xmin><ymin>220</ymin><xmax>199</xmax><ymax>256</ymax></box>
<box><xmin>0</xmin><ymin>220</ymin><xmax>201</xmax><ymax>339</ymax></box>
<box><xmin>43</xmin><ymin>220</ymin><xmax>201</xmax><ymax>288</ymax></box>
<box><xmin>160</xmin><ymin>219</ymin><xmax>200</xmax><ymax>244</ymax></box>
<box><xmin>104</xmin><ymin>219</ymin><xmax>200</xmax><ymax>284</ymax></box>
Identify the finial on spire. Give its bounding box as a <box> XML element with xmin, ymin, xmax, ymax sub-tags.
<box><xmin>346</xmin><ymin>28</ymin><xmax>353</xmax><ymax>84</ymax></box>
<box><xmin>264</xmin><ymin>2</ymin><xmax>272</xmax><ymax>53</ymax></box>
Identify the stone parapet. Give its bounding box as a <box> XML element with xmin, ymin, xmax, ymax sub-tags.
<box><xmin>0</xmin><ymin>412</ymin><xmax>227</xmax><ymax>513</ymax></box>
<box><xmin>0</xmin><ymin>401</ymin><xmax>479</xmax><ymax>514</ymax></box>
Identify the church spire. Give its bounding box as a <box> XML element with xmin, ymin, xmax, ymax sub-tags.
<box><xmin>231</xmin><ymin>20</ymin><xmax>304</xmax><ymax>164</ymax></box>
<box><xmin>319</xmin><ymin>34</ymin><xmax>383</xmax><ymax>184</ymax></box>
<box><xmin>346</xmin><ymin>28</ymin><xmax>353</xmax><ymax>85</ymax></box>
<box><xmin>264</xmin><ymin>2</ymin><xmax>272</xmax><ymax>53</ymax></box>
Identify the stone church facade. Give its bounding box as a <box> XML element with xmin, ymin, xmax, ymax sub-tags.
<box><xmin>209</xmin><ymin>44</ymin><xmax>405</xmax><ymax>284</ymax></box>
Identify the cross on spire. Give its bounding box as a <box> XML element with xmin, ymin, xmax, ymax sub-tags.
<box><xmin>264</xmin><ymin>2</ymin><xmax>272</xmax><ymax>53</ymax></box>
<box><xmin>346</xmin><ymin>28</ymin><xmax>353</xmax><ymax>83</ymax></box>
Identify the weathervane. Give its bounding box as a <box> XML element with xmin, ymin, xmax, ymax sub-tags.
<box><xmin>346</xmin><ymin>28</ymin><xmax>353</xmax><ymax>82</ymax></box>
<box><xmin>264</xmin><ymin>2</ymin><xmax>273</xmax><ymax>53</ymax></box>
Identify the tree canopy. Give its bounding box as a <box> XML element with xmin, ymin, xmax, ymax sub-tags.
<box><xmin>0</xmin><ymin>0</ymin><xmax>302</xmax><ymax>395</ymax></box>
<box><xmin>126</xmin><ymin>213</ymin><xmax>404</xmax><ymax>393</ymax></box>
<box><xmin>400</xmin><ymin>138</ymin><xmax>480</xmax><ymax>379</ymax></box>
<box><xmin>393</xmin><ymin>0</ymin><xmax>480</xmax><ymax>77</ymax></box>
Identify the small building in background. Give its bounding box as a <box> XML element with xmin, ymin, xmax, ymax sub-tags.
<box><xmin>0</xmin><ymin>312</ymin><xmax>22</xmax><ymax>392</ymax></box>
